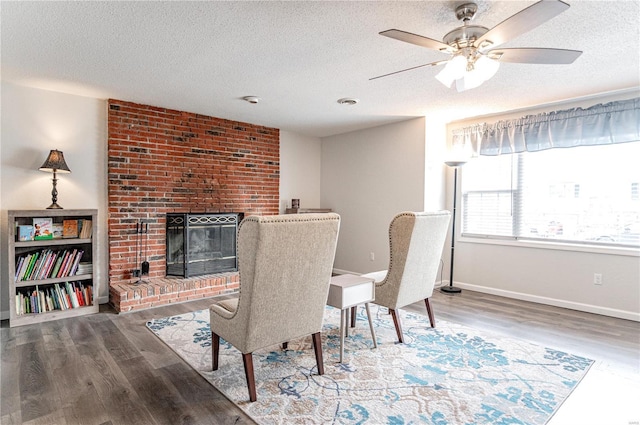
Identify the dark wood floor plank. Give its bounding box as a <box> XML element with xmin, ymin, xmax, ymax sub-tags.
<box><xmin>117</xmin><ymin>355</ymin><xmax>198</xmax><ymax>425</ymax></box>
<box><xmin>17</xmin><ymin>341</ymin><xmax>59</xmax><ymax>423</ymax></box>
<box><xmin>1</xmin><ymin>325</ymin><xmax>22</xmax><ymax>423</ymax></box>
<box><xmin>79</xmin><ymin>344</ymin><xmax>159</xmax><ymax>425</ymax></box>
<box><xmin>110</xmin><ymin>311</ymin><xmax>185</xmax><ymax>370</ymax></box>
<box><xmin>84</xmin><ymin>318</ymin><xmax>141</xmax><ymax>363</ymax></box>
<box><xmin>43</xmin><ymin>329</ymin><xmax>111</xmax><ymax>425</ymax></box>
<box><xmin>158</xmin><ymin>361</ymin><xmax>254</xmax><ymax>424</ymax></box>
<box><xmin>20</xmin><ymin>409</ymin><xmax>68</xmax><ymax>425</ymax></box>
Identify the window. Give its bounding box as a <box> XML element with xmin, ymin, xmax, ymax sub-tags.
<box><xmin>461</xmin><ymin>142</ymin><xmax>640</xmax><ymax>247</ymax></box>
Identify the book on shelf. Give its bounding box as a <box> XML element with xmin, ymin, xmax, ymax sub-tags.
<box><xmin>15</xmin><ymin>248</ymin><xmax>86</xmax><ymax>281</ymax></box>
<box><xmin>76</xmin><ymin>262</ymin><xmax>93</xmax><ymax>275</ymax></box>
<box><xmin>62</xmin><ymin>219</ymin><xmax>78</xmax><ymax>238</ymax></box>
<box><xmin>79</xmin><ymin>220</ymin><xmax>93</xmax><ymax>239</ymax></box>
<box><xmin>31</xmin><ymin>249</ymin><xmax>49</xmax><ymax>280</ymax></box>
<box><xmin>33</xmin><ymin>218</ymin><xmax>54</xmax><ymax>240</ymax></box>
<box><xmin>52</xmin><ymin>223</ymin><xmax>64</xmax><ymax>239</ymax></box>
<box><xmin>62</xmin><ymin>219</ymin><xmax>79</xmax><ymax>238</ymax></box>
<box><xmin>16</xmin><ymin>282</ymin><xmax>93</xmax><ymax>316</ymax></box>
<box><xmin>18</xmin><ymin>225</ymin><xmax>34</xmax><ymax>241</ymax></box>
<box><xmin>17</xmin><ymin>252</ymin><xmax>39</xmax><ymax>281</ymax></box>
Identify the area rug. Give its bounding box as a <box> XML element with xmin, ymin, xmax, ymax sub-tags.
<box><xmin>146</xmin><ymin>305</ymin><xmax>593</xmax><ymax>425</ymax></box>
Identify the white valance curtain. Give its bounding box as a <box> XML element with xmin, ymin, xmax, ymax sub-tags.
<box><xmin>453</xmin><ymin>97</ymin><xmax>640</xmax><ymax>156</ymax></box>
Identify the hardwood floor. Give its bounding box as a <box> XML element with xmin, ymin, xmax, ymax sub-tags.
<box><xmin>1</xmin><ymin>289</ymin><xmax>638</xmax><ymax>424</ymax></box>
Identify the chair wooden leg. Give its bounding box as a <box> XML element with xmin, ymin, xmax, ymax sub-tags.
<box><xmin>242</xmin><ymin>353</ymin><xmax>257</xmax><ymax>402</ymax></box>
<box><xmin>311</xmin><ymin>332</ymin><xmax>324</xmax><ymax>375</ymax></box>
<box><xmin>390</xmin><ymin>308</ymin><xmax>404</xmax><ymax>343</ymax></box>
<box><xmin>425</xmin><ymin>298</ymin><xmax>436</xmax><ymax>328</ymax></box>
<box><xmin>212</xmin><ymin>332</ymin><xmax>220</xmax><ymax>371</ymax></box>
<box><xmin>350</xmin><ymin>306</ymin><xmax>357</xmax><ymax>328</ymax></box>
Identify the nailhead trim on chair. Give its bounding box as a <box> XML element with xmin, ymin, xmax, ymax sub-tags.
<box><xmin>380</xmin><ymin>212</ymin><xmax>417</xmax><ymax>287</ymax></box>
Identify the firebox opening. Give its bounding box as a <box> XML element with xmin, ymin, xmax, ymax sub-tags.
<box><xmin>166</xmin><ymin>213</ymin><xmax>241</xmax><ymax>278</ymax></box>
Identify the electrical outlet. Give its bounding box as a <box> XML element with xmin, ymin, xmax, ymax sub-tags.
<box><xmin>593</xmin><ymin>273</ymin><xmax>602</xmax><ymax>286</ymax></box>
<box><xmin>370</xmin><ymin>252</ymin><xmax>375</xmax><ymax>261</ymax></box>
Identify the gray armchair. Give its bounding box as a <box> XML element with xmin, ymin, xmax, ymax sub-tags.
<box><xmin>362</xmin><ymin>211</ymin><xmax>450</xmax><ymax>343</ymax></box>
<box><xmin>209</xmin><ymin>213</ymin><xmax>340</xmax><ymax>402</ymax></box>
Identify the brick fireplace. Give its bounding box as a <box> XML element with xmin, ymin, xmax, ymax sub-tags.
<box><xmin>107</xmin><ymin>99</ymin><xmax>279</xmax><ymax>312</ymax></box>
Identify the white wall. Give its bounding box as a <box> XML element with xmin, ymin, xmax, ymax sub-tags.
<box><xmin>279</xmin><ymin>131</ymin><xmax>322</xmax><ymax>212</ymax></box>
<box><xmin>321</xmin><ymin>117</ymin><xmax>447</xmax><ymax>274</ymax></box>
<box><xmin>445</xmin><ymin>90</ymin><xmax>640</xmax><ymax>321</ymax></box>
<box><xmin>0</xmin><ymin>82</ymin><xmax>108</xmax><ymax>318</ymax></box>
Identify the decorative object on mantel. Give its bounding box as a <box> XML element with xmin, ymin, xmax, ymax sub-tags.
<box><xmin>291</xmin><ymin>198</ymin><xmax>300</xmax><ymax>209</ymax></box>
<box><xmin>39</xmin><ymin>149</ymin><xmax>71</xmax><ymax>209</ymax></box>
<box><xmin>147</xmin><ymin>305</ymin><xmax>594</xmax><ymax>425</ymax></box>
<box><xmin>441</xmin><ymin>159</ymin><xmax>467</xmax><ymax>295</ymax></box>
<box><xmin>285</xmin><ymin>208</ymin><xmax>333</xmax><ymax>214</ymax></box>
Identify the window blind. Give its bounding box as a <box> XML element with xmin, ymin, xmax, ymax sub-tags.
<box><xmin>461</xmin><ymin>142</ymin><xmax>640</xmax><ymax>247</ymax></box>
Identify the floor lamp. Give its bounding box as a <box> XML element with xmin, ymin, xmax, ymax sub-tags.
<box><xmin>441</xmin><ymin>160</ymin><xmax>466</xmax><ymax>294</ymax></box>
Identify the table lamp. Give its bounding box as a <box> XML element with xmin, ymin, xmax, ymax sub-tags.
<box><xmin>39</xmin><ymin>149</ymin><xmax>71</xmax><ymax>209</ymax></box>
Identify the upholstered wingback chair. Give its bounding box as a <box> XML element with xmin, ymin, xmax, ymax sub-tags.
<box><xmin>210</xmin><ymin>213</ymin><xmax>340</xmax><ymax>402</ymax></box>
<box><xmin>362</xmin><ymin>211</ymin><xmax>450</xmax><ymax>343</ymax></box>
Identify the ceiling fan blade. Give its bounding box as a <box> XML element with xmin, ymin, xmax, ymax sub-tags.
<box><xmin>380</xmin><ymin>29</ymin><xmax>453</xmax><ymax>53</ymax></box>
<box><xmin>370</xmin><ymin>60</ymin><xmax>448</xmax><ymax>81</ymax></box>
<box><xmin>488</xmin><ymin>48</ymin><xmax>582</xmax><ymax>64</ymax></box>
<box><xmin>475</xmin><ymin>0</ymin><xmax>570</xmax><ymax>50</ymax></box>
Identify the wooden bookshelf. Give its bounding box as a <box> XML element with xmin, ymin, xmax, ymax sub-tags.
<box><xmin>8</xmin><ymin>209</ymin><xmax>98</xmax><ymax>327</ymax></box>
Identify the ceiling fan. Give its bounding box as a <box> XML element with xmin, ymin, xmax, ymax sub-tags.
<box><xmin>372</xmin><ymin>0</ymin><xmax>582</xmax><ymax>92</ymax></box>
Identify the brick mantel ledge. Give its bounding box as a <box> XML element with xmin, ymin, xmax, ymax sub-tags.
<box><xmin>109</xmin><ymin>272</ymin><xmax>240</xmax><ymax>313</ymax></box>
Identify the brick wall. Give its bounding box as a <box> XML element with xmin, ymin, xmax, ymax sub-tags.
<box><xmin>107</xmin><ymin>99</ymin><xmax>279</xmax><ymax>296</ymax></box>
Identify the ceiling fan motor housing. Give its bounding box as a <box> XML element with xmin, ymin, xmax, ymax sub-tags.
<box><xmin>443</xmin><ymin>25</ymin><xmax>489</xmax><ymax>49</ymax></box>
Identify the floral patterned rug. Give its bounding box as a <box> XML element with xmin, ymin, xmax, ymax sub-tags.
<box><xmin>146</xmin><ymin>305</ymin><xmax>593</xmax><ymax>424</ymax></box>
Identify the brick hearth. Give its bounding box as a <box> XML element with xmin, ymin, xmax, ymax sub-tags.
<box><xmin>107</xmin><ymin>99</ymin><xmax>279</xmax><ymax>312</ymax></box>
<box><xmin>109</xmin><ymin>272</ymin><xmax>240</xmax><ymax>313</ymax></box>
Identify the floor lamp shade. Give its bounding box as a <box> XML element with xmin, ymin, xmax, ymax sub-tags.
<box><xmin>441</xmin><ymin>161</ymin><xmax>466</xmax><ymax>294</ymax></box>
<box><xmin>39</xmin><ymin>149</ymin><xmax>71</xmax><ymax>209</ymax></box>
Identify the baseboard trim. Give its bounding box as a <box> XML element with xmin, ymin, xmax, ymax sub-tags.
<box><xmin>451</xmin><ymin>281</ymin><xmax>640</xmax><ymax>322</ymax></box>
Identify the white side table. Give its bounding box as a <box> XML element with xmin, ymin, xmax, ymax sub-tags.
<box><xmin>327</xmin><ymin>274</ymin><xmax>377</xmax><ymax>363</ymax></box>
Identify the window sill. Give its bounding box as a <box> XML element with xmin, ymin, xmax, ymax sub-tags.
<box><xmin>459</xmin><ymin>235</ymin><xmax>640</xmax><ymax>257</ymax></box>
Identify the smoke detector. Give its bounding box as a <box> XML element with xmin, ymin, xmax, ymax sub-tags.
<box><xmin>242</xmin><ymin>96</ymin><xmax>261</xmax><ymax>104</ymax></box>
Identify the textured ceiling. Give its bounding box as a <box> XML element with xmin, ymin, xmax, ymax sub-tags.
<box><xmin>2</xmin><ymin>1</ymin><xmax>639</xmax><ymax>138</ymax></box>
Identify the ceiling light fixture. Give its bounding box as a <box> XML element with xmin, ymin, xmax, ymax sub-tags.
<box><xmin>435</xmin><ymin>52</ymin><xmax>500</xmax><ymax>92</ymax></box>
<box><xmin>373</xmin><ymin>0</ymin><xmax>582</xmax><ymax>92</ymax></box>
<box><xmin>242</xmin><ymin>96</ymin><xmax>261</xmax><ymax>104</ymax></box>
<box><xmin>337</xmin><ymin>98</ymin><xmax>359</xmax><ymax>105</ymax></box>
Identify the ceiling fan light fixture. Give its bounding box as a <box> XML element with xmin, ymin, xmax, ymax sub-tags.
<box><xmin>475</xmin><ymin>55</ymin><xmax>500</xmax><ymax>79</ymax></box>
<box><xmin>451</xmin><ymin>55</ymin><xmax>500</xmax><ymax>92</ymax></box>
<box><xmin>435</xmin><ymin>55</ymin><xmax>467</xmax><ymax>88</ymax></box>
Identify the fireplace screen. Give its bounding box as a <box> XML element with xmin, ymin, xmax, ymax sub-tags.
<box><xmin>166</xmin><ymin>213</ymin><xmax>239</xmax><ymax>277</ymax></box>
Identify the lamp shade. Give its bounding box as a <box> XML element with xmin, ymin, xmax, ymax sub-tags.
<box><xmin>435</xmin><ymin>55</ymin><xmax>467</xmax><ymax>88</ymax></box>
<box><xmin>436</xmin><ymin>53</ymin><xmax>501</xmax><ymax>92</ymax></box>
<box><xmin>39</xmin><ymin>149</ymin><xmax>71</xmax><ymax>173</ymax></box>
